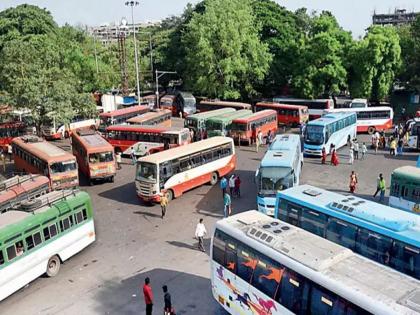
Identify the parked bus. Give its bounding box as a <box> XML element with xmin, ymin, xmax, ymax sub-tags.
<box><xmin>98</xmin><ymin>105</ymin><xmax>150</xmax><ymax>132</ymax></box>
<box><xmin>255</xmin><ymin>102</ymin><xmax>309</xmax><ymax>126</ymax></box>
<box><xmin>136</xmin><ymin>137</ymin><xmax>236</xmax><ymax>202</ymax></box>
<box><xmin>174</xmin><ymin>92</ymin><xmax>196</xmax><ymax>117</ymax></box>
<box><xmin>304</xmin><ymin>112</ymin><xmax>357</xmax><ymax>156</ymax></box>
<box><xmin>205</xmin><ymin>109</ymin><xmax>252</xmax><ymax>137</ymax></box>
<box><xmin>12</xmin><ymin>136</ymin><xmax>78</xmax><ymax>190</ymax></box>
<box><xmin>42</xmin><ymin>118</ymin><xmax>98</xmax><ymax>140</ymax></box>
<box><xmin>105</xmin><ymin>125</ymin><xmax>190</xmax><ymax>157</ymax></box>
<box><xmin>0</xmin><ymin>175</ymin><xmax>50</xmax><ymax>213</ymax></box>
<box><xmin>407</xmin><ymin>118</ymin><xmax>420</xmax><ymax>150</ymax></box>
<box><xmin>184</xmin><ymin>108</ymin><xmax>235</xmax><ymax>139</ymax></box>
<box><xmin>127</xmin><ymin>109</ymin><xmax>172</xmax><ymax>127</ymax></box>
<box><xmin>324</xmin><ymin>106</ymin><xmax>393</xmax><ymax>134</ymax></box>
<box><xmin>256</xmin><ymin>135</ymin><xmax>302</xmax><ymax>216</ymax></box>
<box><xmin>0</xmin><ymin>121</ymin><xmax>26</xmax><ymax>151</ymax></box>
<box><xmin>197</xmin><ymin>100</ymin><xmax>252</xmax><ymax>112</ymax></box>
<box><xmin>212</xmin><ymin>210</ymin><xmax>420</xmax><ymax>315</ymax></box>
<box><xmin>160</xmin><ymin>95</ymin><xmax>176</xmax><ymax>114</ymax></box>
<box><xmin>274</xmin><ymin>184</ymin><xmax>420</xmax><ymax>280</ymax></box>
<box><xmin>230</xmin><ymin>110</ymin><xmax>278</xmax><ymax>145</ymax></box>
<box><xmin>0</xmin><ymin>190</ymin><xmax>95</xmax><ymax>301</ymax></box>
<box><xmin>71</xmin><ymin>129</ymin><xmax>116</xmax><ymax>185</ymax></box>
<box><xmin>273</xmin><ymin>97</ymin><xmax>334</xmax><ymax>119</ymax></box>
<box><xmin>389</xmin><ymin>165</ymin><xmax>420</xmax><ymax>214</ymax></box>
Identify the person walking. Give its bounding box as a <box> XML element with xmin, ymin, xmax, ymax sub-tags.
<box><xmin>373</xmin><ymin>173</ymin><xmax>382</xmax><ymax>198</ymax></box>
<box><xmin>374</xmin><ymin>136</ymin><xmax>379</xmax><ymax>154</ymax></box>
<box><xmin>195</xmin><ymin>218</ymin><xmax>207</xmax><ymax>252</ymax></box>
<box><xmin>348</xmin><ymin>147</ymin><xmax>354</xmax><ymax>165</ymax></box>
<box><xmin>130</xmin><ymin>146</ymin><xmax>137</xmax><ymax>165</ymax></box>
<box><xmin>116</xmin><ymin>152</ymin><xmax>122</xmax><ymax>170</ymax></box>
<box><xmin>160</xmin><ymin>193</ymin><xmax>168</xmax><ymax>219</ymax></box>
<box><xmin>229</xmin><ymin>174</ymin><xmax>235</xmax><ymax>197</ymax></box>
<box><xmin>389</xmin><ymin>138</ymin><xmax>396</xmax><ymax>156</ymax></box>
<box><xmin>331</xmin><ymin>147</ymin><xmax>339</xmax><ymax>166</ymax></box>
<box><xmin>234</xmin><ymin>175</ymin><xmax>241</xmax><ymax>198</ymax></box>
<box><xmin>251</xmin><ymin>126</ymin><xmax>257</xmax><ymax>145</ymax></box>
<box><xmin>321</xmin><ymin>147</ymin><xmax>326</xmax><ymax>164</ymax></box>
<box><xmin>397</xmin><ymin>138</ymin><xmax>404</xmax><ymax>155</ymax></box>
<box><xmin>220</xmin><ymin>176</ymin><xmax>227</xmax><ymax>200</ymax></box>
<box><xmin>266</xmin><ymin>130</ymin><xmax>273</xmax><ymax>146</ymax></box>
<box><xmin>353</xmin><ymin>140</ymin><xmax>359</xmax><ymax>160</ymax></box>
<box><xmin>378</xmin><ymin>174</ymin><xmax>386</xmax><ymax>203</ymax></box>
<box><xmin>162</xmin><ymin>285</ymin><xmax>173</xmax><ymax>315</ymax></box>
<box><xmin>143</xmin><ymin>277</ymin><xmax>154</xmax><ymax>315</ymax></box>
<box><xmin>349</xmin><ymin>171</ymin><xmax>358</xmax><ymax>193</ymax></box>
<box><xmin>361</xmin><ymin>142</ymin><xmax>367</xmax><ymax>160</ymax></box>
<box><xmin>223</xmin><ymin>192</ymin><xmax>231</xmax><ymax>218</ymax></box>
<box><xmin>256</xmin><ymin>130</ymin><xmax>263</xmax><ymax>153</ymax></box>
<box><xmin>7</xmin><ymin>144</ymin><xmax>12</xmax><ymax>162</ymax></box>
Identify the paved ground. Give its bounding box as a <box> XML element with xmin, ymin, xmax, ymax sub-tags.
<box><xmin>0</xmin><ymin>121</ymin><xmax>418</xmax><ymax>314</ymax></box>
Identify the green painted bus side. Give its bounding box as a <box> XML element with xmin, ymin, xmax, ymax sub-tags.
<box><xmin>390</xmin><ymin>166</ymin><xmax>420</xmax><ymax>205</ymax></box>
<box><xmin>206</xmin><ymin>109</ymin><xmax>253</xmax><ymax>137</ymax></box>
<box><xmin>0</xmin><ymin>191</ymin><xmax>94</xmax><ymax>268</ymax></box>
<box><xmin>184</xmin><ymin>108</ymin><xmax>236</xmax><ymax>133</ymax></box>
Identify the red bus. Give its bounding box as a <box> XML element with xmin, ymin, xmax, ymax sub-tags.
<box><xmin>197</xmin><ymin>100</ymin><xmax>252</xmax><ymax>112</ymax></box>
<box><xmin>255</xmin><ymin>102</ymin><xmax>309</xmax><ymax>126</ymax></box>
<box><xmin>98</xmin><ymin>105</ymin><xmax>150</xmax><ymax>132</ymax></box>
<box><xmin>127</xmin><ymin>109</ymin><xmax>172</xmax><ymax>127</ymax></box>
<box><xmin>230</xmin><ymin>110</ymin><xmax>278</xmax><ymax>145</ymax></box>
<box><xmin>160</xmin><ymin>95</ymin><xmax>177</xmax><ymax>115</ymax></box>
<box><xmin>0</xmin><ymin>121</ymin><xmax>27</xmax><ymax>151</ymax></box>
<box><xmin>71</xmin><ymin>129</ymin><xmax>116</xmax><ymax>185</ymax></box>
<box><xmin>105</xmin><ymin>125</ymin><xmax>191</xmax><ymax>157</ymax></box>
<box><xmin>273</xmin><ymin>97</ymin><xmax>334</xmax><ymax>119</ymax></box>
<box><xmin>12</xmin><ymin>136</ymin><xmax>79</xmax><ymax>190</ymax></box>
<box><xmin>0</xmin><ymin>174</ymin><xmax>50</xmax><ymax>213</ymax></box>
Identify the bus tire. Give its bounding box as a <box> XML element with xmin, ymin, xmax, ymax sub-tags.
<box><xmin>210</xmin><ymin>172</ymin><xmax>218</xmax><ymax>185</ymax></box>
<box><xmin>109</xmin><ymin>176</ymin><xmax>114</xmax><ymax>183</ymax></box>
<box><xmin>368</xmin><ymin>126</ymin><xmax>376</xmax><ymax>135</ymax></box>
<box><xmin>165</xmin><ymin>189</ymin><xmax>174</xmax><ymax>202</ymax></box>
<box><xmin>46</xmin><ymin>255</ymin><xmax>61</xmax><ymax>277</ymax></box>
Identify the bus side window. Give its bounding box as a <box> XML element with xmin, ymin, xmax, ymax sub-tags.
<box><xmin>6</xmin><ymin>241</ymin><xmax>24</xmax><ymax>261</ymax></box>
<box><xmin>300</xmin><ymin>210</ymin><xmax>327</xmax><ymax>238</ymax></box>
<box><xmin>212</xmin><ymin>230</ymin><xmax>226</xmax><ymax>266</ymax></box>
<box><xmin>286</xmin><ymin>203</ymin><xmax>302</xmax><ymax>227</ymax></box>
<box><xmin>309</xmin><ymin>285</ymin><xmax>343</xmax><ymax>315</ymax></box>
<box><xmin>25</xmin><ymin>232</ymin><xmax>42</xmax><ymax>250</ymax></box>
<box><xmin>355</xmin><ymin>229</ymin><xmax>392</xmax><ymax>265</ymax></box>
<box><xmin>276</xmin><ymin>268</ymin><xmax>310</xmax><ymax>314</ymax></box>
<box><xmin>250</xmin><ymin>253</ymin><xmax>282</xmax><ymax>299</ymax></box>
<box><xmin>390</xmin><ymin>241</ymin><xmax>420</xmax><ymax>279</ymax></box>
<box><xmin>225</xmin><ymin>242</ymin><xmax>237</xmax><ymax>274</ymax></box>
<box><xmin>236</xmin><ymin>243</ymin><xmax>257</xmax><ymax>283</ymax></box>
<box><xmin>326</xmin><ymin>219</ymin><xmax>357</xmax><ymax>251</ymax></box>
<box><xmin>0</xmin><ymin>250</ymin><xmax>4</xmax><ymax>265</ymax></box>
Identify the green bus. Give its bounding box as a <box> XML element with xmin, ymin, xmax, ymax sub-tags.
<box><xmin>389</xmin><ymin>165</ymin><xmax>420</xmax><ymax>214</ymax></box>
<box><xmin>0</xmin><ymin>190</ymin><xmax>95</xmax><ymax>301</ymax></box>
<box><xmin>206</xmin><ymin>109</ymin><xmax>253</xmax><ymax>137</ymax></box>
<box><xmin>184</xmin><ymin>108</ymin><xmax>235</xmax><ymax>138</ymax></box>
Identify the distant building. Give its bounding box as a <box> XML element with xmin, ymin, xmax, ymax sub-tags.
<box><xmin>372</xmin><ymin>9</ymin><xmax>419</xmax><ymax>27</ymax></box>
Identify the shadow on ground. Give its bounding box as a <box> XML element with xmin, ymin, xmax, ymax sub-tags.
<box><xmin>98</xmin><ymin>182</ymin><xmax>139</xmax><ymax>206</ymax></box>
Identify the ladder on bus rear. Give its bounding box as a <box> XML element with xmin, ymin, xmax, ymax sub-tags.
<box><xmin>0</xmin><ymin>174</ymin><xmax>42</xmax><ymax>192</ymax></box>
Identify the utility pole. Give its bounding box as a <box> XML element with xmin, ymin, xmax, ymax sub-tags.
<box><xmin>117</xmin><ymin>19</ymin><xmax>129</xmax><ymax>95</ymax></box>
<box><xmin>93</xmin><ymin>33</ymin><xmax>99</xmax><ymax>74</ymax></box>
<box><xmin>155</xmin><ymin>70</ymin><xmax>176</xmax><ymax>109</ymax></box>
<box><xmin>125</xmin><ymin>1</ymin><xmax>141</xmax><ymax>100</ymax></box>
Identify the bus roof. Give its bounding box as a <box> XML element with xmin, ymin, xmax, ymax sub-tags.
<box><xmin>99</xmin><ymin>105</ymin><xmax>149</xmax><ymax>118</ymax></box>
<box><xmin>233</xmin><ymin>109</ymin><xmax>277</xmax><ymax>124</ymax></box>
<box><xmin>206</xmin><ymin>109</ymin><xmax>252</xmax><ymax>123</ymax></box>
<box><xmin>273</xmin><ymin>97</ymin><xmax>332</xmax><ymax>103</ymax></box>
<box><xmin>127</xmin><ymin>109</ymin><xmax>171</xmax><ymax>124</ymax></box>
<box><xmin>277</xmin><ymin>184</ymin><xmax>420</xmax><ymax>247</ymax></box>
<box><xmin>187</xmin><ymin>108</ymin><xmax>236</xmax><ymax>120</ymax></box>
<box><xmin>391</xmin><ymin>165</ymin><xmax>420</xmax><ymax>182</ymax></box>
<box><xmin>12</xmin><ymin>136</ymin><xmax>75</xmax><ymax>163</ymax></box>
<box><xmin>260</xmin><ymin>149</ymin><xmax>296</xmax><ymax>168</ymax></box>
<box><xmin>256</xmin><ymin>102</ymin><xmax>308</xmax><ymax>110</ymax></box>
<box><xmin>309</xmin><ymin>112</ymin><xmax>356</xmax><ymax>126</ymax></box>
<box><xmin>200</xmin><ymin>100</ymin><xmax>251</xmax><ymax>109</ymax></box>
<box><xmin>106</xmin><ymin>124</ymin><xmax>187</xmax><ymax>135</ymax></box>
<box><xmin>269</xmin><ymin>134</ymin><xmax>301</xmax><ymax>151</ymax></box>
<box><xmin>73</xmin><ymin>130</ymin><xmax>113</xmax><ymax>153</ymax></box>
<box><xmin>139</xmin><ymin>136</ymin><xmax>233</xmax><ymax>164</ymax></box>
<box><xmin>217</xmin><ymin>210</ymin><xmax>420</xmax><ymax>314</ymax></box>
<box><xmin>325</xmin><ymin>106</ymin><xmax>393</xmax><ymax>113</ymax></box>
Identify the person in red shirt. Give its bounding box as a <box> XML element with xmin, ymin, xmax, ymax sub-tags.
<box><xmin>143</xmin><ymin>277</ymin><xmax>154</xmax><ymax>315</ymax></box>
<box><xmin>234</xmin><ymin>175</ymin><xmax>241</xmax><ymax>198</ymax></box>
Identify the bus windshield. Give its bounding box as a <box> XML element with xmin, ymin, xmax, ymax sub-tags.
<box><xmin>89</xmin><ymin>152</ymin><xmax>114</xmax><ymax>163</ymax></box>
<box><xmin>207</xmin><ymin>121</ymin><xmax>223</xmax><ymax>131</ymax></box>
<box><xmin>259</xmin><ymin>167</ymin><xmax>293</xmax><ymax>196</ymax></box>
<box><xmin>50</xmin><ymin>160</ymin><xmax>77</xmax><ymax>174</ymax></box>
<box><xmin>185</xmin><ymin>119</ymin><xmax>197</xmax><ymax>129</ymax></box>
<box><xmin>231</xmin><ymin>122</ymin><xmax>247</xmax><ymax>131</ymax></box>
<box><xmin>305</xmin><ymin>125</ymin><xmax>324</xmax><ymax>145</ymax></box>
<box><xmin>136</xmin><ymin>162</ymin><xmax>157</xmax><ymax>182</ymax></box>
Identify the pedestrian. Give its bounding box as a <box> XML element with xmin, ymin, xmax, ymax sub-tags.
<box><xmin>353</xmin><ymin>140</ymin><xmax>359</xmax><ymax>160</ymax></box>
<box><xmin>116</xmin><ymin>152</ymin><xmax>122</xmax><ymax>170</ymax></box>
<box><xmin>7</xmin><ymin>144</ymin><xmax>12</xmax><ymax>162</ymax></box>
<box><xmin>223</xmin><ymin>192</ymin><xmax>231</xmax><ymax>218</ymax></box>
<box><xmin>0</xmin><ymin>149</ymin><xmax>5</xmax><ymax>173</ymax></box>
<box><xmin>374</xmin><ymin>137</ymin><xmax>379</xmax><ymax>154</ymax></box>
<box><xmin>300</xmin><ymin>122</ymin><xmax>306</xmax><ymax>137</ymax></box>
<box><xmin>220</xmin><ymin>176</ymin><xmax>227</xmax><ymax>199</ymax></box>
<box><xmin>256</xmin><ymin>130</ymin><xmax>263</xmax><ymax>153</ymax></box>
<box><xmin>361</xmin><ymin>142</ymin><xmax>367</xmax><ymax>159</ymax></box>
<box><xmin>378</xmin><ymin>174</ymin><xmax>386</xmax><ymax>203</ymax></box>
<box><xmin>195</xmin><ymin>218</ymin><xmax>207</xmax><ymax>252</ymax></box>
<box><xmin>390</xmin><ymin>138</ymin><xmax>396</xmax><ymax>156</ymax></box>
<box><xmin>234</xmin><ymin>175</ymin><xmax>241</xmax><ymax>198</ymax></box>
<box><xmin>143</xmin><ymin>277</ymin><xmax>154</xmax><ymax>315</ymax></box>
<box><xmin>130</xmin><ymin>146</ymin><xmax>136</xmax><ymax>165</ymax></box>
<box><xmin>349</xmin><ymin>171</ymin><xmax>358</xmax><ymax>193</ymax></box>
<box><xmin>229</xmin><ymin>174</ymin><xmax>235</xmax><ymax>197</ymax></box>
<box><xmin>251</xmin><ymin>126</ymin><xmax>257</xmax><ymax>145</ymax></box>
<box><xmin>397</xmin><ymin>138</ymin><xmax>404</xmax><ymax>155</ymax></box>
<box><xmin>373</xmin><ymin>173</ymin><xmax>382</xmax><ymax>198</ymax></box>
<box><xmin>266</xmin><ymin>130</ymin><xmax>273</xmax><ymax>146</ymax></box>
<box><xmin>163</xmin><ymin>285</ymin><xmax>173</xmax><ymax>315</ymax></box>
<box><xmin>190</xmin><ymin>129</ymin><xmax>194</xmax><ymax>142</ymax></box>
<box><xmin>331</xmin><ymin>147</ymin><xmax>339</xmax><ymax>166</ymax></box>
<box><xmin>160</xmin><ymin>193</ymin><xmax>168</xmax><ymax>219</ymax></box>
<box><xmin>348</xmin><ymin>147</ymin><xmax>354</xmax><ymax>165</ymax></box>
<box><xmin>179</xmin><ymin>111</ymin><xmax>183</xmax><ymax>119</ymax></box>
<box><xmin>321</xmin><ymin>147</ymin><xmax>326</xmax><ymax>164</ymax></box>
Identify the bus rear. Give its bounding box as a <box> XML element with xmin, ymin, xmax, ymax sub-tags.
<box><xmin>0</xmin><ymin>122</ymin><xmax>26</xmax><ymax>151</ymax></box>
<box><xmin>389</xmin><ymin>166</ymin><xmax>420</xmax><ymax>214</ymax></box>
<box><xmin>255</xmin><ymin>102</ymin><xmax>309</xmax><ymax>126</ymax></box>
<box><xmin>98</xmin><ymin>105</ymin><xmax>150</xmax><ymax>132</ymax></box>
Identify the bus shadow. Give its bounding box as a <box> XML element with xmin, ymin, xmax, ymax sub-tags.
<box><xmin>166</xmin><ymin>238</ymin><xmax>211</xmax><ymax>254</ymax></box>
<box><xmin>383</xmin><ymin>153</ymin><xmax>419</xmax><ymax>161</ymax></box>
<box><xmin>93</xmin><ymin>268</ymin><xmax>226</xmax><ymax>315</ymax></box>
<box><xmin>98</xmin><ymin>182</ymin><xmax>140</xmax><ymax>206</ymax></box>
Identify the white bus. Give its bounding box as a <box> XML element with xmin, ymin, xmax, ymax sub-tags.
<box><xmin>324</xmin><ymin>106</ymin><xmax>393</xmax><ymax>134</ymax></box>
<box><xmin>0</xmin><ymin>190</ymin><xmax>95</xmax><ymax>301</ymax></box>
<box><xmin>136</xmin><ymin>137</ymin><xmax>236</xmax><ymax>203</ymax></box>
<box><xmin>211</xmin><ymin>210</ymin><xmax>420</xmax><ymax>315</ymax></box>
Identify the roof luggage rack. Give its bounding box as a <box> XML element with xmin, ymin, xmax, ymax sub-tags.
<box><xmin>0</xmin><ymin>174</ymin><xmax>42</xmax><ymax>192</ymax></box>
<box><xmin>18</xmin><ymin>189</ymin><xmax>78</xmax><ymax>212</ymax></box>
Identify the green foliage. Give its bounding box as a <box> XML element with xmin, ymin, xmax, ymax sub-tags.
<box><xmin>182</xmin><ymin>0</ymin><xmax>272</xmax><ymax>99</ymax></box>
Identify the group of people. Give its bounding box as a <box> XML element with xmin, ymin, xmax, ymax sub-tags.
<box><xmin>220</xmin><ymin>175</ymin><xmax>242</xmax><ymax>218</ymax></box>
<box><xmin>251</xmin><ymin>128</ymin><xmax>273</xmax><ymax>153</ymax></box>
<box><xmin>321</xmin><ymin>144</ymin><xmax>340</xmax><ymax>166</ymax></box>
<box><xmin>348</xmin><ymin>138</ymin><xmax>368</xmax><ymax>164</ymax></box>
<box><xmin>371</xmin><ymin>125</ymin><xmax>409</xmax><ymax>156</ymax></box>
<box><xmin>142</xmin><ymin>277</ymin><xmax>175</xmax><ymax>315</ymax></box>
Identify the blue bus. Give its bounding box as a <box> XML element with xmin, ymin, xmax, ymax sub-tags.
<box><xmin>274</xmin><ymin>184</ymin><xmax>420</xmax><ymax>280</ymax></box>
<box><xmin>304</xmin><ymin>112</ymin><xmax>357</xmax><ymax>156</ymax></box>
<box><xmin>256</xmin><ymin>134</ymin><xmax>302</xmax><ymax>216</ymax></box>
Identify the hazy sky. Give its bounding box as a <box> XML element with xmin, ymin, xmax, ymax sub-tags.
<box><xmin>1</xmin><ymin>0</ymin><xmax>420</xmax><ymax>37</ymax></box>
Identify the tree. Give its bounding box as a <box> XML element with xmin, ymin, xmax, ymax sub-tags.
<box><xmin>348</xmin><ymin>25</ymin><xmax>401</xmax><ymax>101</ymax></box>
<box><xmin>182</xmin><ymin>0</ymin><xmax>272</xmax><ymax>99</ymax></box>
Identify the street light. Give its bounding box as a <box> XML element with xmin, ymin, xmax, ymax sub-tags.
<box><xmin>125</xmin><ymin>1</ymin><xmax>141</xmax><ymax>100</ymax></box>
<box><xmin>155</xmin><ymin>70</ymin><xmax>176</xmax><ymax>109</ymax></box>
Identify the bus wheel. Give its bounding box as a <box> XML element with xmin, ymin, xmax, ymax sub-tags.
<box><xmin>210</xmin><ymin>172</ymin><xmax>218</xmax><ymax>185</ymax></box>
<box><xmin>165</xmin><ymin>189</ymin><xmax>174</xmax><ymax>202</ymax></box>
<box><xmin>368</xmin><ymin>126</ymin><xmax>376</xmax><ymax>135</ymax></box>
<box><xmin>109</xmin><ymin>176</ymin><xmax>114</xmax><ymax>183</ymax></box>
<box><xmin>46</xmin><ymin>255</ymin><xmax>61</xmax><ymax>277</ymax></box>
<box><xmin>89</xmin><ymin>180</ymin><xmax>94</xmax><ymax>186</ymax></box>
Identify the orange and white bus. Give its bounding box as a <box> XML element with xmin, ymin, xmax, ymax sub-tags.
<box><xmin>105</xmin><ymin>125</ymin><xmax>190</xmax><ymax>157</ymax></box>
<box><xmin>71</xmin><ymin>129</ymin><xmax>116</xmax><ymax>185</ymax></box>
<box><xmin>230</xmin><ymin>110</ymin><xmax>278</xmax><ymax>145</ymax></box>
<box><xmin>160</xmin><ymin>95</ymin><xmax>176</xmax><ymax>115</ymax></box>
<box><xmin>255</xmin><ymin>102</ymin><xmax>309</xmax><ymax>126</ymax></box>
<box><xmin>98</xmin><ymin>105</ymin><xmax>150</xmax><ymax>132</ymax></box>
<box><xmin>136</xmin><ymin>137</ymin><xmax>236</xmax><ymax>202</ymax></box>
<box><xmin>197</xmin><ymin>100</ymin><xmax>252</xmax><ymax>112</ymax></box>
<box><xmin>127</xmin><ymin>109</ymin><xmax>172</xmax><ymax>127</ymax></box>
<box><xmin>12</xmin><ymin>136</ymin><xmax>78</xmax><ymax>190</ymax></box>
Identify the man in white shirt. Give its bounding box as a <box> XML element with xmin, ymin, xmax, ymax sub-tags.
<box><xmin>195</xmin><ymin>218</ymin><xmax>207</xmax><ymax>252</ymax></box>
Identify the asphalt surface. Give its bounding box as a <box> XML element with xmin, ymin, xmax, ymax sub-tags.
<box><xmin>0</xmin><ymin>120</ymin><xmax>418</xmax><ymax>315</ymax></box>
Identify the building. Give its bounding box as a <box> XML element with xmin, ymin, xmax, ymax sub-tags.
<box><xmin>373</xmin><ymin>9</ymin><xmax>419</xmax><ymax>27</ymax></box>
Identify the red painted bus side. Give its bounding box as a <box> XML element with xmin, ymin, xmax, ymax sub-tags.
<box><xmin>255</xmin><ymin>102</ymin><xmax>309</xmax><ymax>126</ymax></box>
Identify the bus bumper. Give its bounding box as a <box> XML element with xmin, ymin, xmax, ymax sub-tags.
<box><xmin>304</xmin><ymin>148</ymin><xmax>322</xmax><ymax>156</ymax></box>
<box><xmin>138</xmin><ymin>194</ymin><xmax>161</xmax><ymax>203</ymax></box>
<box><xmin>257</xmin><ymin>196</ymin><xmax>276</xmax><ymax>216</ymax></box>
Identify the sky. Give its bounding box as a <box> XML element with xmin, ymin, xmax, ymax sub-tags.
<box><xmin>1</xmin><ymin>0</ymin><xmax>420</xmax><ymax>38</ymax></box>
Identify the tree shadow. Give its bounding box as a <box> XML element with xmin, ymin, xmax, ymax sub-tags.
<box><xmin>98</xmin><ymin>182</ymin><xmax>140</xmax><ymax>206</ymax></box>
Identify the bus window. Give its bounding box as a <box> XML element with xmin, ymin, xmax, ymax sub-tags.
<box><xmin>225</xmin><ymin>242</ymin><xmax>237</xmax><ymax>274</ymax></box>
<box><xmin>250</xmin><ymin>254</ymin><xmax>282</xmax><ymax>299</ymax></box>
<box><xmin>0</xmin><ymin>250</ymin><xmax>4</xmax><ymax>265</ymax></box>
<box><xmin>25</xmin><ymin>232</ymin><xmax>42</xmax><ymax>250</ymax></box>
<box><xmin>286</xmin><ymin>203</ymin><xmax>302</xmax><ymax>227</ymax></box>
<box><xmin>326</xmin><ymin>219</ymin><xmax>357</xmax><ymax>251</ymax></box>
<box><xmin>7</xmin><ymin>241</ymin><xmax>24</xmax><ymax>261</ymax></box>
<box><xmin>212</xmin><ymin>230</ymin><xmax>226</xmax><ymax>266</ymax></box>
<box><xmin>356</xmin><ymin>229</ymin><xmax>392</xmax><ymax>265</ymax></box>
<box><xmin>391</xmin><ymin>241</ymin><xmax>420</xmax><ymax>279</ymax></box>
<box><xmin>300</xmin><ymin>210</ymin><xmax>327</xmax><ymax>237</ymax></box>
<box><xmin>309</xmin><ymin>285</ymin><xmax>345</xmax><ymax>315</ymax></box>
<box><xmin>237</xmin><ymin>244</ymin><xmax>257</xmax><ymax>283</ymax></box>
<box><xmin>276</xmin><ymin>269</ymin><xmax>310</xmax><ymax>314</ymax></box>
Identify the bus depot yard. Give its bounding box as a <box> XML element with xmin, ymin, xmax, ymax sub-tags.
<box><xmin>0</xmin><ymin>116</ymin><xmax>419</xmax><ymax>315</ymax></box>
